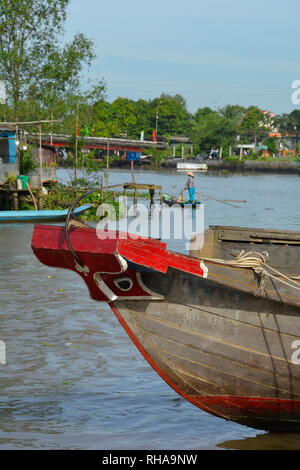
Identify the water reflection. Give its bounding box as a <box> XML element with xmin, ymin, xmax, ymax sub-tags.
<box><xmin>218</xmin><ymin>432</ymin><xmax>300</xmax><ymax>450</ymax></box>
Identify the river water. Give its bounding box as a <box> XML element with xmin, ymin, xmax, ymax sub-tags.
<box><xmin>1</xmin><ymin>167</ymin><xmax>300</xmax><ymax>450</ymax></box>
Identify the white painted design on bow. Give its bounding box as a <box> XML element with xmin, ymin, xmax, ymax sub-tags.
<box><xmin>100</xmin><ymin>254</ymin><xmax>128</xmax><ymax>275</ymax></box>
<box><xmin>94</xmin><ymin>273</ymin><xmax>118</xmax><ymax>301</ymax></box>
<box><xmin>200</xmin><ymin>260</ymin><xmax>208</xmax><ymax>278</ymax></box>
<box><xmin>113</xmin><ymin>276</ymin><xmax>134</xmax><ymax>292</ymax></box>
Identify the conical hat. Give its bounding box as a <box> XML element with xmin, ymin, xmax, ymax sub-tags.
<box><xmin>187</xmin><ymin>171</ymin><xmax>194</xmax><ymax>177</ymax></box>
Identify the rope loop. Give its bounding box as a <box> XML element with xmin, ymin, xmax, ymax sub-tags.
<box><xmin>200</xmin><ymin>250</ymin><xmax>300</xmax><ymax>293</ymax></box>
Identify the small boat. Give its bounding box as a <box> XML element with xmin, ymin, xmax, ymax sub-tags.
<box><xmin>162</xmin><ymin>193</ymin><xmax>201</xmax><ymax>209</ymax></box>
<box><xmin>31</xmin><ymin>211</ymin><xmax>300</xmax><ymax>431</ymax></box>
<box><xmin>0</xmin><ymin>205</ymin><xmax>91</xmax><ymax>222</ymax></box>
<box><xmin>177</xmin><ymin>162</ymin><xmax>207</xmax><ymax>172</ymax></box>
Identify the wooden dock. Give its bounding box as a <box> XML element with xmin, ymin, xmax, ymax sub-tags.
<box><xmin>0</xmin><ymin>186</ymin><xmax>45</xmax><ymax>211</ymax></box>
<box><xmin>0</xmin><ymin>181</ymin><xmax>163</xmax><ymax>213</ymax></box>
<box><xmin>122</xmin><ymin>183</ymin><xmax>162</xmax><ymax>206</ymax></box>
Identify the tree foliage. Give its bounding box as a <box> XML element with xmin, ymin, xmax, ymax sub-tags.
<box><xmin>191</xmin><ymin>111</ymin><xmax>239</xmax><ymax>152</ymax></box>
<box><xmin>0</xmin><ymin>0</ymin><xmax>100</xmax><ymax>114</ymax></box>
<box><xmin>0</xmin><ymin>3</ymin><xmax>297</xmax><ymax>158</ymax></box>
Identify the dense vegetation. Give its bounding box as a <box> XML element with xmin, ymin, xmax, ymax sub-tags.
<box><xmin>1</xmin><ymin>0</ymin><xmax>300</xmax><ymax>159</ymax></box>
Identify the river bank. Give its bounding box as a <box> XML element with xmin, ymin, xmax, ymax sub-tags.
<box><xmin>59</xmin><ymin>155</ymin><xmax>300</xmax><ymax>174</ymax></box>
<box><xmin>161</xmin><ymin>158</ymin><xmax>300</xmax><ymax>173</ymax></box>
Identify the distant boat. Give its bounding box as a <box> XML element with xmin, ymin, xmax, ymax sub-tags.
<box><xmin>0</xmin><ymin>205</ymin><xmax>91</xmax><ymax>222</ymax></box>
<box><xmin>162</xmin><ymin>193</ymin><xmax>201</xmax><ymax>209</ymax></box>
<box><xmin>176</xmin><ymin>162</ymin><xmax>207</xmax><ymax>172</ymax></box>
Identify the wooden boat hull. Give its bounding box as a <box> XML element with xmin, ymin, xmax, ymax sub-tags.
<box><xmin>112</xmin><ymin>269</ymin><xmax>300</xmax><ymax>431</ymax></box>
<box><xmin>31</xmin><ymin>224</ymin><xmax>300</xmax><ymax>431</ymax></box>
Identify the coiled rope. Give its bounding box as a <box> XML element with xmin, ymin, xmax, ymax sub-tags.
<box><xmin>200</xmin><ymin>250</ymin><xmax>300</xmax><ymax>294</ymax></box>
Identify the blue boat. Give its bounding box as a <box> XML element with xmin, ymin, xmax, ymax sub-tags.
<box><xmin>0</xmin><ymin>205</ymin><xmax>91</xmax><ymax>222</ymax></box>
<box><xmin>162</xmin><ymin>194</ymin><xmax>201</xmax><ymax>209</ymax></box>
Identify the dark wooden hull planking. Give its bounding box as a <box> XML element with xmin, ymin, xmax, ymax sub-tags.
<box><xmin>31</xmin><ymin>224</ymin><xmax>300</xmax><ymax>431</ymax></box>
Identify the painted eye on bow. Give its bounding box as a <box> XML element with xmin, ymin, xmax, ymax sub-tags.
<box><xmin>113</xmin><ymin>277</ymin><xmax>133</xmax><ymax>292</ymax></box>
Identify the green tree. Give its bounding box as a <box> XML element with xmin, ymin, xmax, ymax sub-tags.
<box><xmin>240</xmin><ymin>105</ymin><xmax>262</xmax><ymax>131</ymax></box>
<box><xmin>109</xmin><ymin>97</ymin><xmax>138</xmax><ymax>138</ymax></box>
<box><xmin>263</xmin><ymin>137</ymin><xmax>277</xmax><ymax>155</ymax></box>
<box><xmin>0</xmin><ymin>0</ymin><xmax>98</xmax><ymax>113</ymax></box>
<box><xmin>134</xmin><ymin>99</ymin><xmax>154</xmax><ymax>140</ymax></box>
<box><xmin>239</xmin><ymin>106</ymin><xmax>268</xmax><ymax>145</ymax></box>
<box><xmin>276</xmin><ymin>110</ymin><xmax>300</xmax><ymax>153</ymax></box>
<box><xmin>19</xmin><ymin>144</ymin><xmax>37</xmax><ymax>175</ymax></box>
<box><xmin>151</xmin><ymin>94</ymin><xmax>191</xmax><ymax>139</ymax></box>
<box><xmin>191</xmin><ymin>112</ymin><xmax>238</xmax><ymax>154</ymax></box>
<box><xmin>219</xmin><ymin>104</ymin><xmax>245</xmax><ymax>123</ymax></box>
<box><xmin>193</xmin><ymin>107</ymin><xmax>217</xmax><ymax>123</ymax></box>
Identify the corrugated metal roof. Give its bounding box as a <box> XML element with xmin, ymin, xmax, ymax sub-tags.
<box><xmin>0</xmin><ymin>125</ymin><xmax>16</xmax><ymax>132</ymax></box>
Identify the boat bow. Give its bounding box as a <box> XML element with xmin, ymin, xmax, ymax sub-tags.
<box><xmin>32</xmin><ymin>224</ymin><xmax>206</xmax><ymax>302</ymax></box>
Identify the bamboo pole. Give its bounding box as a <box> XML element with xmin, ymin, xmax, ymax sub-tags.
<box><xmin>130</xmin><ymin>160</ymin><xmax>135</xmax><ymax>183</ymax></box>
<box><xmin>26</xmin><ymin>182</ymin><xmax>38</xmax><ymax>210</ymax></box>
<box><xmin>50</xmin><ymin>112</ymin><xmax>53</xmax><ymax>145</ymax></box>
<box><xmin>0</xmin><ymin>120</ymin><xmax>58</xmax><ymax>125</ymax></box>
<box><xmin>100</xmin><ymin>175</ymin><xmax>103</xmax><ymax>203</ymax></box>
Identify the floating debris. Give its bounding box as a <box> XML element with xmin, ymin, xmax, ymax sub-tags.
<box><xmin>41</xmin><ymin>341</ymin><xmax>53</xmax><ymax>347</ymax></box>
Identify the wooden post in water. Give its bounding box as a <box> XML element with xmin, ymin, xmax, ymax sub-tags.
<box><xmin>100</xmin><ymin>175</ymin><xmax>103</xmax><ymax>203</ymax></box>
<box><xmin>130</xmin><ymin>160</ymin><xmax>135</xmax><ymax>183</ymax></box>
<box><xmin>38</xmin><ymin>188</ymin><xmax>44</xmax><ymax>210</ymax></box>
<box><xmin>26</xmin><ymin>182</ymin><xmax>38</xmax><ymax>210</ymax></box>
<box><xmin>149</xmin><ymin>188</ymin><xmax>154</xmax><ymax>207</ymax></box>
<box><xmin>12</xmin><ymin>191</ymin><xmax>18</xmax><ymax>210</ymax></box>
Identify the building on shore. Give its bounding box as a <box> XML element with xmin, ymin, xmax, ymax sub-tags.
<box><xmin>0</xmin><ymin>125</ymin><xmax>18</xmax><ymax>183</ymax></box>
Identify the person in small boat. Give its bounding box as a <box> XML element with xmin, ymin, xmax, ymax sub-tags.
<box><xmin>183</xmin><ymin>171</ymin><xmax>196</xmax><ymax>202</ymax></box>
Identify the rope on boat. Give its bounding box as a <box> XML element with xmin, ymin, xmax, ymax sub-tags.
<box><xmin>64</xmin><ymin>183</ymin><xmax>126</xmax><ymax>269</ymax></box>
<box><xmin>200</xmin><ymin>250</ymin><xmax>300</xmax><ymax>294</ymax></box>
<box><xmin>64</xmin><ymin>187</ymin><xmax>98</xmax><ymax>269</ymax></box>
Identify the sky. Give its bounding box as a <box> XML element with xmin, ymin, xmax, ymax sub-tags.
<box><xmin>64</xmin><ymin>0</ymin><xmax>300</xmax><ymax>115</ymax></box>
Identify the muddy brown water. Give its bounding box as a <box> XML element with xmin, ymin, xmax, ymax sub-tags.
<box><xmin>1</xmin><ymin>169</ymin><xmax>300</xmax><ymax>449</ymax></box>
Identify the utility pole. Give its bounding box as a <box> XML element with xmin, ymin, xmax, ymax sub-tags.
<box><xmin>155</xmin><ymin>101</ymin><xmax>161</xmax><ymax>140</ymax></box>
<box><xmin>50</xmin><ymin>111</ymin><xmax>53</xmax><ymax>145</ymax></box>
